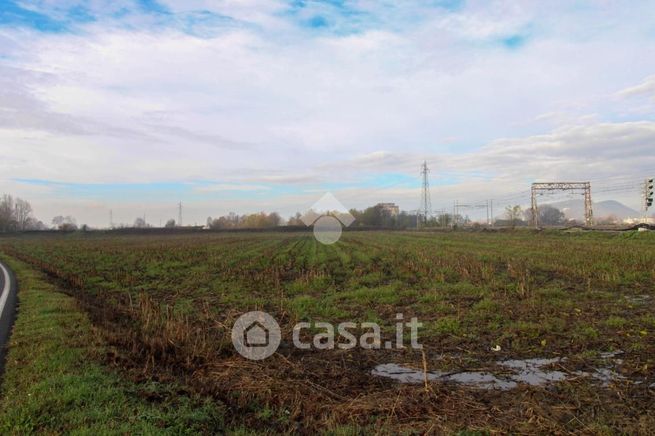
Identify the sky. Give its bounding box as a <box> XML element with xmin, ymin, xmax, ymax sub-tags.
<box><xmin>1</xmin><ymin>0</ymin><xmax>655</xmax><ymax>227</ymax></box>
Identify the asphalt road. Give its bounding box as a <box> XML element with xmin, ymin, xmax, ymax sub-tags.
<box><xmin>0</xmin><ymin>261</ymin><xmax>17</xmax><ymax>376</ymax></box>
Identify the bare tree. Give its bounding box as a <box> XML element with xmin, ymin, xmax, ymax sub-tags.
<box><xmin>505</xmin><ymin>205</ymin><xmax>523</xmax><ymax>228</ymax></box>
<box><xmin>0</xmin><ymin>195</ymin><xmax>45</xmax><ymax>232</ymax></box>
<box><xmin>14</xmin><ymin>198</ymin><xmax>33</xmax><ymax>231</ymax></box>
<box><xmin>0</xmin><ymin>195</ymin><xmax>16</xmax><ymax>232</ymax></box>
<box><xmin>25</xmin><ymin>218</ymin><xmax>47</xmax><ymax>230</ymax></box>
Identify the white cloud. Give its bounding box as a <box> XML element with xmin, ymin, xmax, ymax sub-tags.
<box><xmin>616</xmin><ymin>75</ymin><xmax>655</xmax><ymax>100</ymax></box>
<box><xmin>1</xmin><ymin>1</ymin><xmax>655</xmax><ymax>225</ymax></box>
<box><xmin>157</xmin><ymin>0</ymin><xmax>290</xmax><ymax>29</ymax></box>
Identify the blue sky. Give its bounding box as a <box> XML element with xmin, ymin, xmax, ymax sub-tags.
<box><xmin>1</xmin><ymin>1</ymin><xmax>655</xmax><ymax>226</ymax></box>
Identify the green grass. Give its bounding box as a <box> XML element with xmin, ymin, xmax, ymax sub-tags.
<box><xmin>0</xmin><ymin>255</ymin><xmax>236</xmax><ymax>435</ymax></box>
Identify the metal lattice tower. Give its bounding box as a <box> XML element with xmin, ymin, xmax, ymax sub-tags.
<box><xmin>530</xmin><ymin>182</ymin><xmax>593</xmax><ymax>227</ymax></box>
<box><xmin>419</xmin><ymin>161</ymin><xmax>432</xmax><ymax>225</ymax></box>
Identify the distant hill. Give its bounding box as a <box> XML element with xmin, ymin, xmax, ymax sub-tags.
<box><xmin>541</xmin><ymin>199</ymin><xmax>640</xmax><ymax>221</ymax></box>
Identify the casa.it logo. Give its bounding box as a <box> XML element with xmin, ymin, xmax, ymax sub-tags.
<box><xmin>231</xmin><ymin>311</ymin><xmax>424</xmax><ymax>360</ymax></box>
<box><xmin>301</xmin><ymin>192</ymin><xmax>355</xmax><ymax>244</ymax></box>
<box><xmin>231</xmin><ymin>311</ymin><xmax>282</xmax><ymax>361</ymax></box>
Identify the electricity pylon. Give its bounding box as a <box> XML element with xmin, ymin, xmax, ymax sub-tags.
<box><xmin>419</xmin><ymin>161</ymin><xmax>432</xmax><ymax>226</ymax></box>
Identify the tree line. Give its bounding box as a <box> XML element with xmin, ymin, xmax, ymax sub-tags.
<box><xmin>205</xmin><ymin>212</ymin><xmax>282</xmax><ymax>229</ymax></box>
<box><xmin>498</xmin><ymin>204</ymin><xmax>567</xmax><ymax>227</ymax></box>
<box><xmin>1</xmin><ymin>192</ymin><xmax>578</xmax><ymax>233</ymax></box>
<box><xmin>0</xmin><ymin>195</ymin><xmax>47</xmax><ymax>232</ymax></box>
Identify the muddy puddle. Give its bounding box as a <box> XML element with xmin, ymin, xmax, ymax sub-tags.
<box><xmin>371</xmin><ymin>364</ymin><xmax>518</xmax><ymax>390</ymax></box>
<box><xmin>372</xmin><ymin>352</ymin><xmax>635</xmax><ymax>390</ymax></box>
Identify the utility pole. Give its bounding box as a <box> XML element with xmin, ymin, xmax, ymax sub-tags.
<box><xmin>178</xmin><ymin>202</ymin><xmax>183</xmax><ymax>227</ymax></box>
<box><xmin>531</xmin><ymin>187</ymin><xmax>539</xmax><ymax>228</ymax></box>
<box><xmin>419</xmin><ymin>161</ymin><xmax>432</xmax><ymax>227</ymax></box>
<box><xmin>644</xmin><ymin>178</ymin><xmax>654</xmax><ymax>223</ymax></box>
<box><xmin>109</xmin><ymin>210</ymin><xmax>113</xmax><ymax>229</ymax></box>
<box><xmin>583</xmin><ymin>182</ymin><xmax>593</xmax><ymax>227</ymax></box>
<box><xmin>434</xmin><ymin>209</ymin><xmax>446</xmax><ymax>227</ymax></box>
<box><xmin>486</xmin><ymin>200</ymin><xmax>490</xmax><ymax>226</ymax></box>
<box><xmin>490</xmin><ymin>199</ymin><xmax>494</xmax><ymax>227</ymax></box>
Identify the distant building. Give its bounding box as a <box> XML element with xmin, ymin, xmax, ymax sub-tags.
<box><xmin>377</xmin><ymin>202</ymin><xmax>400</xmax><ymax>217</ymax></box>
<box><xmin>623</xmin><ymin>217</ymin><xmax>655</xmax><ymax>225</ymax></box>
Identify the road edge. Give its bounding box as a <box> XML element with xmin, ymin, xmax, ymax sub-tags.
<box><xmin>0</xmin><ymin>260</ymin><xmax>17</xmax><ymax>377</ymax></box>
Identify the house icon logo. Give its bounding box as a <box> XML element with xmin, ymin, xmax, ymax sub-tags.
<box><xmin>231</xmin><ymin>311</ymin><xmax>281</xmax><ymax>360</ymax></box>
<box><xmin>244</xmin><ymin>320</ymin><xmax>269</xmax><ymax>347</ymax></box>
<box><xmin>301</xmin><ymin>192</ymin><xmax>355</xmax><ymax>245</ymax></box>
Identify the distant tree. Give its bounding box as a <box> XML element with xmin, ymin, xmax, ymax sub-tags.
<box><xmin>397</xmin><ymin>211</ymin><xmax>419</xmax><ymax>228</ymax></box>
<box><xmin>207</xmin><ymin>211</ymin><xmax>281</xmax><ymax>229</ymax></box>
<box><xmin>505</xmin><ymin>205</ymin><xmax>523</xmax><ymax>228</ymax></box>
<box><xmin>539</xmin><ymin>205</ymin><xmax>566</xmax><ymax>226</ymax></box>
<box><xmin>165</xmin><ymin>219</ymin><xmax>176</xmax><ymax>228</ymax></box>
<box><xmin>207</xmin><ymin>217</ymin><xmax>222</xmax><ymax>229</ymax></box>
<box><xmin>208</xmin><ymin>212</ymin><xmax>239</xmax><ymax>229</ymax></box>
<box><xmin>14</xmin><ymin>198</ymin><xmax>33</xmax><ymax>231</ymax></box>
<box><xmin>363</xmin><ymin>205</ymin><xmax>383</xmax><ymax>227</ymax></box>
<box><xmin>133</xmin><ymin>217</ymin><xmax>148</xmax><ymax>228</ymax></box>
<box><xmin>436</xmin><ymin>213</ymin><xmax>452</xmax><ymax>227</ymax></box>
<box><xmin>52</xmin><ymin>215</ymin><xmax>78</xmax><ymax>231</ymax></box>
<box><xmin>287</xmin><ymin>212</ymin><xmax>304</xmax><ymax>226</ymax></box>
<box><xmin>0</xmin><ymin>195</ymin><xmax>42</xmax><ymax>232</ymax></box>
<box><xmin>24</xmin><ymin>217</ymin><xmax>47</xmax><ymax>230</ymax></box>
<box><xmin>267</xmin><ymin>212</ymin><xmax>282</xmax><ymax>227</ymax></box>
<box><xmin>349</xmin><ymin>205</ymin><xmax>385</xmax><ymax>227</ymax></box>
<box><xmin>348</xmin><ymin>206</ymin><xmax>422</xmax><ymax>229</ymax></box>
<box><xmin>525</xmin><ymin>205</ymin><xmax>566</xmax><ymax>226</ymax></box>
<box><xmin>240</xmin><ymin>212</ymin><xmax>281</xmax><ymax>228</ymax></box>
<box><xmin>0</xmin><ymin>195</ymin><xmax>16</xmax><ymax>232</ymax></box>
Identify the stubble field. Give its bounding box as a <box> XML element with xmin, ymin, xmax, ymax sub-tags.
<box><xmin>1</xmin><ymin>230</ymin><xmax>654</xmax><ymax>434</ymax></box>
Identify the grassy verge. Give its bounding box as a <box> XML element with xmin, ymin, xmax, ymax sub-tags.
<box><xmin>0</xmin><ymin>254</ymin><xmax>244</xmax><ymax>435</ymax></box>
